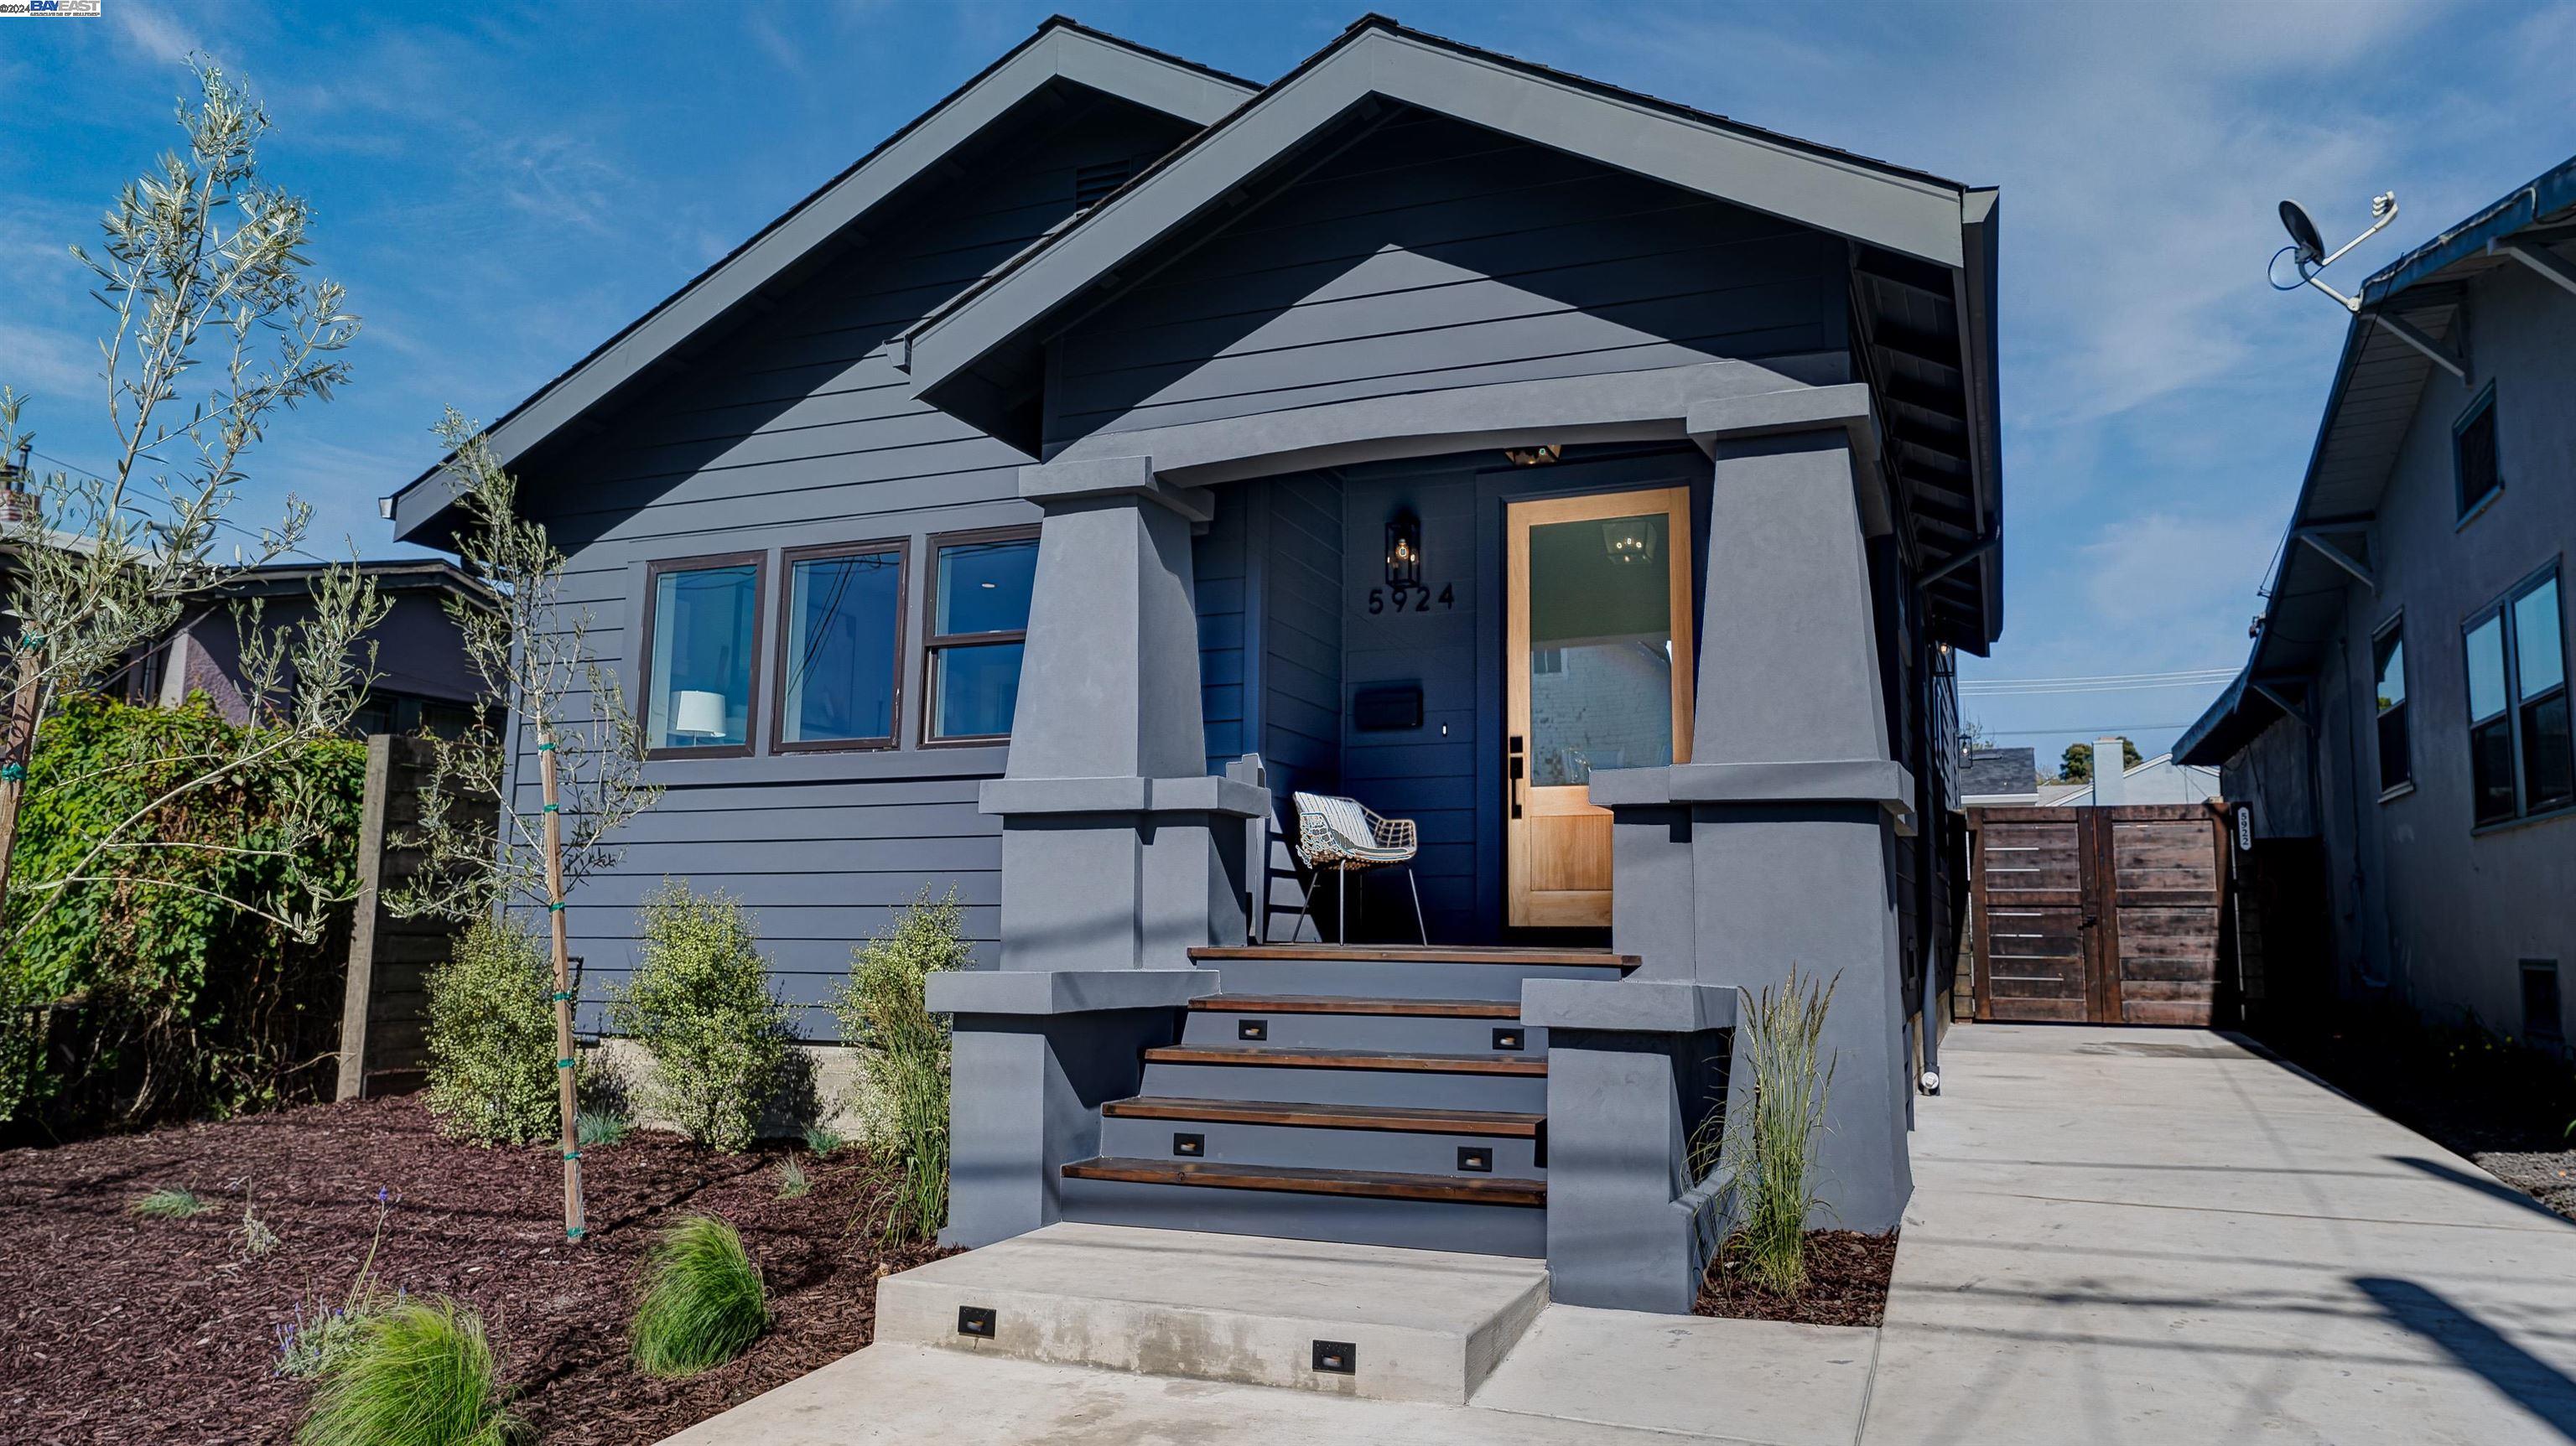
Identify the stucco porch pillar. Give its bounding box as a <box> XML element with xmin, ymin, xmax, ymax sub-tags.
<box><xmin>932</xmin><ymin>456</ymin><xmax>1264</xmax><ymax>1246</ymax></box>
<box><xmin>1586</xmin><ymin>425</ymin><xmax>1914</xmax><ymax>1239</ymax></box>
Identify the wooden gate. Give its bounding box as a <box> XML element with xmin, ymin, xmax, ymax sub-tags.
<box><xmin>1970</xmin><ymin>804</ymin><xmax>2229</xmax><ymax>1026</ymax></box>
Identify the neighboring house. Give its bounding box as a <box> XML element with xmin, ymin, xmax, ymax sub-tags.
<box><xmin>3</xmin><ymin>470</ymin><xmax>487</xmax><ymax>738</ymax></box>
<box><xmin>387</xmin><ymin>17</ymin><xmax>2002</xmax><ymax>1311</ymax></box>
<box><xmin>2179</xmin><ymin>156</ymin><xmax>2576</xmax><ymax>1049</ymax></box>
<box><xmin>2044</xmin><ymin>742</ymin><xmax>2220</xmax><ymax>806</ymax></box>
<box><xmin>127</xmin><ymin>560</ymin><xmax>491</xmax><ymax>737</ymax></box>
<box><xmin>1959</xmin><ymin>745</ymin><xmax>2038</xmax><ymax>806</ymax></box>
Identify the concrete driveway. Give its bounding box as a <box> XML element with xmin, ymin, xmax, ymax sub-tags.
<box><xmin>1862</xmin><ymin>1024</ymin><xmax>2576</xmax><ymax>1445</ymax></box>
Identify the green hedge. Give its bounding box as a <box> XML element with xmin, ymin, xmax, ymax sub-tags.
<box><xmin>0</xmin><ymin>693</ymin><xmax>366</xmax><ymax>1137</ymax></box>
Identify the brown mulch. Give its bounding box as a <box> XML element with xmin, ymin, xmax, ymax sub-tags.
<box><xmin>1693</xmin><ymin>1230</ymin><xmax>1898</xmax><ymax>1327</ymax></box>
<box><xmin>0</xmin><ymin>1095</ymin><xmax>953</xmax><ymax>1445</ymax></box>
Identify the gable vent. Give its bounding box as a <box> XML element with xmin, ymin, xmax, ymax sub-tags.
<box><xmin>1074</xmin><ymin>158</ymin><xmax>1144</xmax><ymax>210</ymax></box>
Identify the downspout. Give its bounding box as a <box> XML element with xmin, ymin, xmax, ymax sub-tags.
<box><xmin>1914</xmin><ymin>616</ymin><xmax>1942</xmax><ymax>1096</ymax></box>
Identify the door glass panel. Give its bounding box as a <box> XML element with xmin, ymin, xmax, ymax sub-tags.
<box><xmin>1526</xmin><ymin>512</ymin><xmax>1675</xmax><ymax>786</ymax></box>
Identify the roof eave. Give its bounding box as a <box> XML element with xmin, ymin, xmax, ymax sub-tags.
<box><xmin>905</xmin><ymin>21</ymin><xmax>1981</xmax><ymax>425</ymax></box>
<box><xmin>386</xmin><ymin>18</ymin><xmax>1254</xmax><ymax>547</ymax></box>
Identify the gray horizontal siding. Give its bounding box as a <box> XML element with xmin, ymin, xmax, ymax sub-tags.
<box><xmin>505</xmin><ymin>97</ymin><xmax>1202</xmax><ymax>1039</ymax></box>
<box><xmin>1046</xmin><ymin>107</ymin><xmax>1845</xmax><ymax>451</ymax></box>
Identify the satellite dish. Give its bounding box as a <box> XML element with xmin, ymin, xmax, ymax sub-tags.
<box><xmin>2278</xmin><ymin>200</ymin><xmax>2327</xmax><ymax>267</ymax></box>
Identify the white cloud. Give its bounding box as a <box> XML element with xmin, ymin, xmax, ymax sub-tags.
<box><xmin>0</xmin><ymin>322</ymin><xmax>102</xmax><ymax>404</ymax></box>
<box><xmin>111</xmin><ymin>0</ymin><xmax>200</xmax><ymax>65</ymax></box>
<box><xmin>2078</xmin><ymin>510</ymin><xmax>2283</xmax><ymax>635</ymax></box>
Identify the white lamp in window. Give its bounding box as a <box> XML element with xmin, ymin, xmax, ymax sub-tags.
<box><xmin>673</xmin><ymin>689</ymin><xmax>728</xmax><ymax>741</ymax></box>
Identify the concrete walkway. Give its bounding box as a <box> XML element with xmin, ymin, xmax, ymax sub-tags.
<box><xmin>662</xmin><ymin>1024</ymin><xmax>2576</xmax><ymax>1444</ymax></box>
<box><xmin>1864</xmin><ymin>1025</ymin><xmax>2576</xmax><ymax>1444</ymax></box>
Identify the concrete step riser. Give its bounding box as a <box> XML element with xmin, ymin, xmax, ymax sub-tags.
<box><xmin>1143</xmin><ymin>1060</ymin><xmax>1549</xmax><ymax>1112</ymax></box>
<box><xmin>1059</xmin><ymin>1175</ymin><xmax>1548</xmax><ymax>1260</ymax></box>
<box><xmin>1202</xmin><ymin>960</ymin><xmax>1626</xmax><ymax>1001</ymax></box>
<box><xmin>1180</xmin><ymin>1011</ymin><xmax>1548</xmax><ymax>1056</ymax></box>
<box><xmin>1098</xmin><ymin>1115</ymin><xmax>1546</xmax><ymax>1179</ymax></box>
<box><xmin>875</xmin><ymin>1223</ymin><xmax>1553</xmax><ymax>1406</ymax></box>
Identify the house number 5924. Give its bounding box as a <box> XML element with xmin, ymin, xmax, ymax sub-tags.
<box><xmin>1368</xmin><ymin>583</ymin><xmax>1455</xmax><ymax>614</ymax></box>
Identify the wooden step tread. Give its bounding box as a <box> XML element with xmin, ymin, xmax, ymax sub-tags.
<box><xmin>1063</xmin><ymin>1156</ymin><xmax>1546</xmax><ymax>1207</ymax></box>
<box><xmin>1103</xmin><ymin>1095</ymin><xmax>1545</xmax><ymax>1138</ymax></box>
<box><xmin>1191</xmin><ymin>945</ymin><xmax>1637</xmax><ymax>967</ymax></box>
<box><xmin>1145</xmin><ymin>1043</ymin><xmax>1546</xmax><ymax>1075</ymax></box>
<box><xmin>1190</xmin><ymin>993</ymin><xmax>1520</xmax><ymax>1019</ymax></box>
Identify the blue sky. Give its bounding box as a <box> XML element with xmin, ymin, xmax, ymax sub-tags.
<box><xmin>4</xmin><ymin>0</ymin><xmax>2571</xmax><ymax>770</ymax></box>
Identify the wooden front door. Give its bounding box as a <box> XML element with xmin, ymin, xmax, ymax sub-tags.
<box><xmin>1504</xmin><ymin>487</ymin><xmax>1696</xmax><ymax>928</ymax></box>
<box><xmin>1971</xmin><ymin>804</ymin><xmax>2230</xmax><ymax>1025</ymax></box>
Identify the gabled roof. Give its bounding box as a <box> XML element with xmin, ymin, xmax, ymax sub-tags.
<box><xmin>899</xmin><ymin>14</ymin><xmax>2003</xmax><ymax>649</ymax></box>
<box><xmin>906</xmin><ymin>13</ymin><xmax>1981</xmax><ymax>400</ymax></box>
<box><xmin>2177</xmin><ymin>153</ymin><xmax>2576</xmax><ymax>766</ymax></box>
<box><xmin>385</xmin><ymin>17</ymin><xmax>1255</xmax><ymax>545</ymax></box>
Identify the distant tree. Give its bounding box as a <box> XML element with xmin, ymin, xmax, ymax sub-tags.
<box><xmin>0</xmin><ymin>61</ymin><xmax>378</xmax><ymax>956</ymax></box>
<box><xmin>2059</xmin><ymin>738</ymin><xmax>2145</xmax><ymax>783</ymax></box>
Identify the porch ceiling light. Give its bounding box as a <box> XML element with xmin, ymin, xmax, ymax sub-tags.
<box><xmin>1385</xmin><ymin>509</ymin><xmax>1421</xmax><ymax>588</ymax></box>
<box><xmin>1504</xmin><ymin>443</ymin><xmax>1561</xmax><ymax>467</ymax></box>
<box><xmin>1602</xmin><ymin>520</ymin><xmax>1658</xmax><ymax>565</ymax></box>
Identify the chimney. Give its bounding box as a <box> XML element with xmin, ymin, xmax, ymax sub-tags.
<box><xmin>2091</xmin><ymin>736</ymin><xmax>2127</xmax><ymax>806</ymax></box>
<box><xmin>0</xmin><ymin>442</ymin><xmax>31</xmax><ymax>527</ymax></box>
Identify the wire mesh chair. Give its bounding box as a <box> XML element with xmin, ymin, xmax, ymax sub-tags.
<box><xmin>1291</xmin><ymin>791</ymin><xmax>1427</xmax><ymax>944</ymax></box>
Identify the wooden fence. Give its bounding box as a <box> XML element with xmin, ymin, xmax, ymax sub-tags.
<box><xmin>335</xmin><ymin>734</ymin><xmax>494</xmax><ymax>1099</ymax></box>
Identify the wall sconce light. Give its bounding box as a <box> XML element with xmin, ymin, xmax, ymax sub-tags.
<box><xmin>1385</xmin><ymin>509</ymin><xmax>1421</xmax><ymax>588</ymax></box>
<box><xmin>1504</xmin><ymin>443</ymin><xmax>1561</xmax><ymax>467</ymax></box>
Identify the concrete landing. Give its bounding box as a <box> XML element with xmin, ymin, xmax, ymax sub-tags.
<box><xmin>874</xmin><ymin>1221</ymin><xmax>1550</xmax><ymax>1403</ymax></box>
<box><xmin>1478</xmin><ymin>1304</ymin><xmax>1879</xmax><ymax>1445</ymax></box>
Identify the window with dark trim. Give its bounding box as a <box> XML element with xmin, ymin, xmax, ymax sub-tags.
<box><xmin>772</xmin><ymin>539</ymin><xmax>907</xmax><ymax>754</ymax></box>
<box><xmin>641</xmin><ymin>552</ymin><xmax>764</xmax><ymax>759</ymax></box>
<box><xmin>2454</xmin><ymin>384</ymin><xmax>2500</xmax><ymax>519</ymax></box>
<box><xmin>2464</xmin><ymin>564</ymin><xmax>2571</xmax><ymax>827</ymax></box>
<box><xmin>922</xmin><ymin>527</ymin><xmax>1039</xmax><ymax>744</ymax></box>
<box><xmin>2372</xmin><ymin>619</ymin><xmax>2409</xmax><ymax>796</ymax></box>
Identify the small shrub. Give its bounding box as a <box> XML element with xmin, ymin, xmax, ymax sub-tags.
<box><xmin>610</xmin><ymin>883</ymin><xmax>795</xmax><ymax>1153</ymax></box>
<box><xmin>424</xmin><ymin>917</ymin><xmax>561</xmax><ymax>1147</ymax></box>
<box><xmin>775</xmin><ymin>1158</ymin><xmax>810</xmax><ymax>1200</ymax></box>
<box><xmin>131</xmin><ymin>1187</ymin><xmax>209</xmax><ymax>1220</ymax></box>
<box><xmin>577</xmin><ymin>1107</ymin><xmax>633</xmax><ymax>1149</ymax></box>
<box><xmin>276</xmin><ymin>1189</ymin><xmax>402</xmax><ymax>1380</ymax></box>
<box><xmin>831</xmin><ymin>889</ymin><xmax>966</xmax><ymax>1242</ymax></box>
<box><xmin>241</xmin><ymin>1202</ymin><xmax>282</xmax><ymax>1257</ymax></box>
<box><xmin>630</xmin><ymin>1214</ymin><xmax>768</xmax><ymax>1378</ymax></box>
<box><xmin>800</xmin><ymin>1121</ymin><xmax>844</xmax><ymax>1158</ymax></box>
<box><xmin>296</xmin><ymin>1297</ymin><xmax>517</xmax><ymax>1446</ymax></box>
<box><xmin>1727</xmin><ymin>967</ymin><xmax>1839</xmax><ymax>1298</ymax></box>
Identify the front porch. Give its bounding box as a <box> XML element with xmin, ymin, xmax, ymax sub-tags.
<box><xmin>931</xmin><ymin>372</ymin><xmax>1923</xmax><ymax>1311</ymax></box>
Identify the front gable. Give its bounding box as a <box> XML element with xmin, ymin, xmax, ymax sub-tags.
<box><xmin>1042</xmin><ymin>107</ymin><xmax>1852</xmax><ymax>454</ymax></box>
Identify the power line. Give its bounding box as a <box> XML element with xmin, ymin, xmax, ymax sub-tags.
<box><xmin>1966</xmin><ymin>723</ymin><xmax>2195</xmax><ymax>738</ymax></box>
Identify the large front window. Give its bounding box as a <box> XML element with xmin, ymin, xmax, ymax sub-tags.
<box><xmin>644</xmin><ymin>555</ymin><xmax>761</xmax><ymax>757</ymax></box>
<box><xmin>776</xmin><ymin>542</ymin><xmax>905</xmax><ymax>751</ymax></box>
<box><xmin>923</xmin><ymin>529</ymin><xmax>1038</xmax><ymax>743</ymax></box>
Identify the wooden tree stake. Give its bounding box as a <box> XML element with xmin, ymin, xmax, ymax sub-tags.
<box><xmin>538</xmin><ymin>725</ymin><xmax>585</xmax><ymax>1241</ymax></box>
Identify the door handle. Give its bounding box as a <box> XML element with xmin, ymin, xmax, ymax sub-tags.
<box><xmin>1508</xmin><ymin>736</ymin><xmax>1525</xmax><ymax>820</ymax></box>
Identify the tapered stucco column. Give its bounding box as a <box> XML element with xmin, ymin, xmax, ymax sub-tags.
<box><xmin>979</xmin><ymin>456</ymin><xmax>1266</xmax><ymax>972</ymax></box>
<box><xmin>1588</xmin><ymin>423</ymin><xmax>1914</xmax><ymax>1237</ymax></box>
<box><xmin>933</xmin><ymin>456</ymin><xmax>1262</xmax><ymax>1247</ymax></box>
